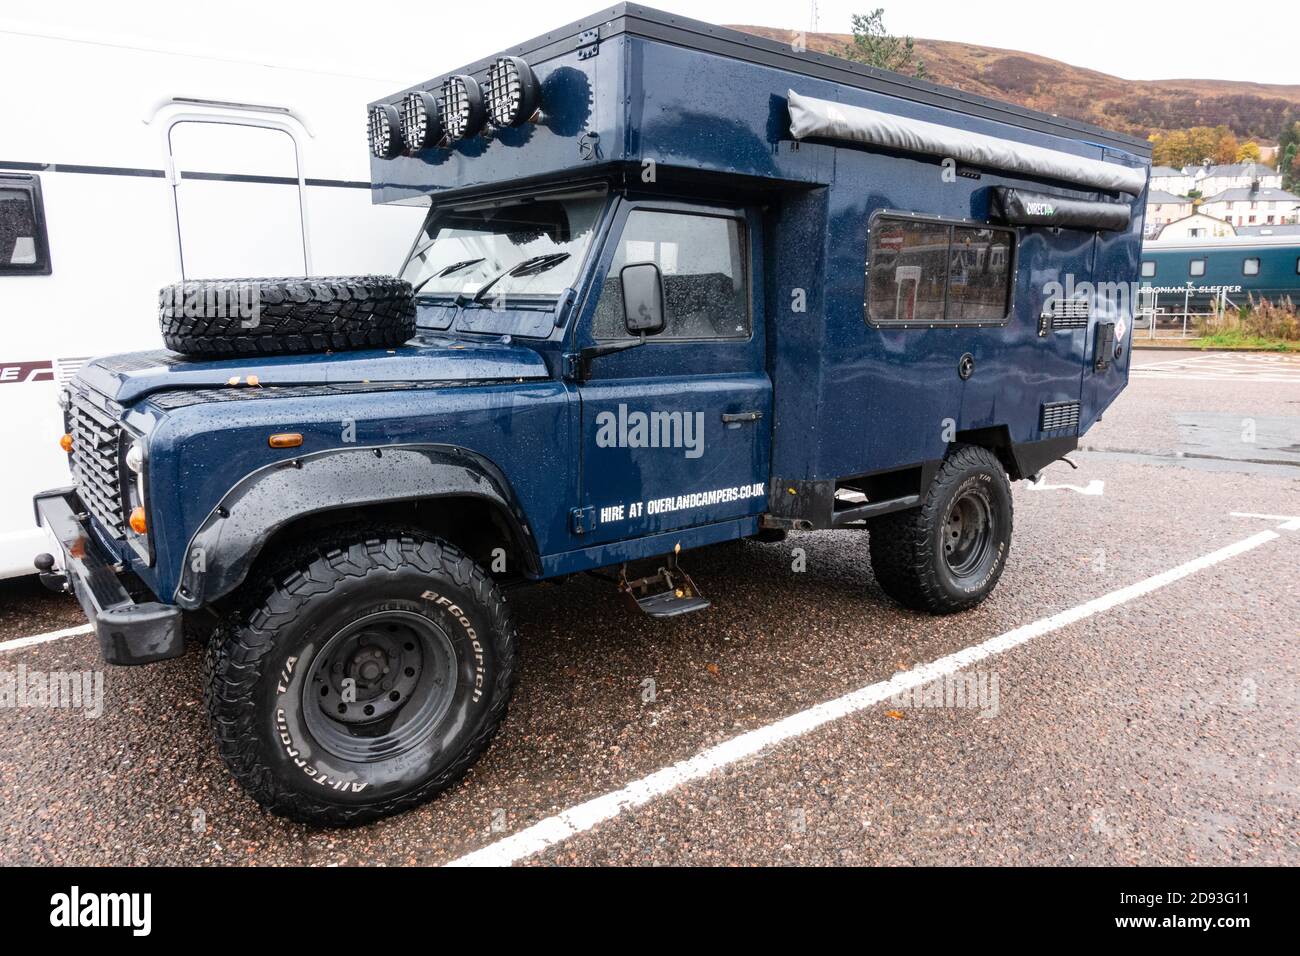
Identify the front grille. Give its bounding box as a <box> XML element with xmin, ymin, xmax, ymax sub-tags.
<box><xmin>68</xmin><ymin>391</ymin><xmax>127</xmax><ymax>538</ymax></box>
<box><xmin>1040</xmin><ymin>400</ymin><xmax>1081</xmax><ymax>433</ymax></box>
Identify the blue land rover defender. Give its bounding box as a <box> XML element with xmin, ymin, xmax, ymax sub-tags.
<box><xmin>33</xmin><ymin>5</ymin><xmax>1149</xmax><ymax>824</ymax></box>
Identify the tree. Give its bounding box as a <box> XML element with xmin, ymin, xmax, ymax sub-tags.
<box><xmin>1150</xmin><ymin>125</ymin><xmax>1245</xmax><ymax>168</ymax></box>
<box><xmin>1152</xmin><ymin>130</ymin><xmax>1192</xmax><ymax>168</ymax></box>
<box><xmin>1279</xmin><ymin>116</ymin><xmax>1300</xmax><ymax>191</ymax></box>
<box><xmin>842</xmin><ymin>9</ymin><xmax>926</xmax><ymax>78</ymax></box>
<box><xmin>1236</xmin><ymin>141</ymin><xmax>1261</xmax><ymax>163</ymax></box>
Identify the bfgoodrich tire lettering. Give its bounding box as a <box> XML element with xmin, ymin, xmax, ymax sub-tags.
<box><xmin>203</xmin><ymin>531</ymin><xmax>516</xmax><ymax>826</ymax></box>
<box><xmin>159</xmin><ymin>275</ymin><xmax>415</xmax><ymax>357</ymax></box>
<box><xmin>867</xmin><ymin>444</ymin><xmax>1013</xmax><ymax>614</ymax></box>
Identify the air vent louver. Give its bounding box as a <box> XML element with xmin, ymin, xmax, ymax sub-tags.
<box><xmin>1040</xmin><ymin>400</ymin><xmax>1081</xmax><ymax>433</ymax></box>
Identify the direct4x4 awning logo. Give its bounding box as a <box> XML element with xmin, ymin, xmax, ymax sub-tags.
<box><xmin>0</xmin><ymin>359</ymin><xmax>53</xmax><ymax>384</ymax></box>
<box><xmin>49</xmin><ymin>886</ymin><xmax>151</xmax><ymax>936</ymax></box>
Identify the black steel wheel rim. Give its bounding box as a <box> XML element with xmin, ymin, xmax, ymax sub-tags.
<box><xmin>303</xmin><ymin>610</ymin><xmax>458</xmax><ymax>763</ymax></box>
<box><xmin>943</xmin><ymin>489</ymin><xmax>993</xmax><ymax>578</ymax></box>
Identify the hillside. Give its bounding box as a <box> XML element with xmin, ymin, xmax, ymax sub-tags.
<box><xmin>729</xmin><ymin>25</ymin><xmax>1300</xmax><ymax>140</ymax></box>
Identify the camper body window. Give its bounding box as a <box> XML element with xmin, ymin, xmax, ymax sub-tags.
<box><xmin>1189</xmin><ymin>259</ymin><xmax>1206</xmax><ymax>277</ymax></box>
<box><xmin>0</xmin><ymin>174</ymin><xmax>51</xmax><ymax>276</ymax></box>
<box><xmin>1242</xmin><ymin>257</ymin><xmax>1260</xmax><ymax>276</ymax></box>
<box><xmin>866</xmin><ymin>213</ymin><xmax>1014</xmax><ymax>327</ymax></box>
<box><xmin>593</xmin><ymin>209</ymin><xmax>750</xmax><ymax>340</ymax></box>
<box><xmin>1141</xmin><ymin>261</ymin><xmax>1156</xmax><ymax>277</ymax></box>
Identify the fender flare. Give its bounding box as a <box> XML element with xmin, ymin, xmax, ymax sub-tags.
<box><xmin>174</xmin><ymin>443</ymin><xmax>540</xmax><ymax>609</ymax></box>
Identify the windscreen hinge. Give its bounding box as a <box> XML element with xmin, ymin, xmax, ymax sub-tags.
<box><xmin>577</xmin><ymin>28</ymin><xmax>600</xmax><ymax>59</ymax></box>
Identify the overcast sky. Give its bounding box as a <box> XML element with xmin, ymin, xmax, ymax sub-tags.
<box><xmin>4</xmin><ymin>0</ymin><xmax>1297</xmax><ymax>86</ymax></box>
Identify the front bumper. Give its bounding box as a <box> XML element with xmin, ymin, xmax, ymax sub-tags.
<box><xmin>34</xmin><ymin>488</ymin><xmax>183</xmax><ymax>666</ymax></box>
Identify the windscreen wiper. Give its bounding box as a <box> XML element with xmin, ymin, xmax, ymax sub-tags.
<box><xmin>411</xmin><ymin>258</ymin><xmax>486</xmax><ymax>295</ymax></box>
<box><xmin>470</xmin><ymin>252</ymin><xmax>571</xmax><ymax>304</ymax></box>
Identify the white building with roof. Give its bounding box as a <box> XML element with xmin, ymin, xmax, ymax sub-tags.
<box><xmin>1194</xmin><ymin>162</ymin><xmax>1283</xmax><ymax>197</ymax></box>
<box><xmin>1155</xmin><ymin>212</ymin><xmax>1237</xmax><ymax>240</ymax></box>
<box><xmin>1144</xmin><ymin>189</ymin><xmax>1194</xmax><ymax>236</ymax></box>
<box><xmin>1199</xmin><ymin>186</ymin><xmax>1300</xmax><ymax>227</ymax></box>
<box><xmin>1149</xmin><ymin>166</ymin><xmax>1197</xmax><ymax>195</ymax></box>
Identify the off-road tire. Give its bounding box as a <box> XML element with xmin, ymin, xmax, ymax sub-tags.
<box><xmin>868</xmin><ymin>445</ymin><xmax>1013</xmax><ymax>614</ymax></box>
<box><xmin>159</xmin><ymin>276</ymin><xmax>415</xmax><ymax>357</ymax></box>
<box><xmin>203</xmin><ymin>529</ymin><xmax>516</xmax><ymax>826</ymax></box>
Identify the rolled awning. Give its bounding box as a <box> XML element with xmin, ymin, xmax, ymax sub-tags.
<box><xmin>787</xmin><ymin>90</ymin><xmax>1147</xmax><ymax>196</ymax></box>
<box><xmin>993</xmin><ymin>187</ymin><xmax>1132</xmax><ymax>231</ymax></box>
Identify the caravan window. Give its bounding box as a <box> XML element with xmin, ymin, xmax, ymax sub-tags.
<box><xmin>0</xmin><ymin>174</ymin><xmax>51</xmax><ymax>275</ymax></box>
<box><xmin>866</xmin><ymin>215</ymin><xmax>1013</xmax><ymax>326</ymax></box>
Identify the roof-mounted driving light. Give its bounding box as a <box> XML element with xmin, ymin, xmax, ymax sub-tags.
<box><xmin>367</xmin><ymin>103</ymin><xmax>402</xmax><ymax>159</ymax></box>
<box><xmin>485</xmin><ymin>56</ymin><xmax>541</xmax><ymax>128</ymax></box>
<box><xmin>440</xmin><ymin>74</ymin><xmax>486</xmax><ymax>142</ymax></box>
<box><xmin>400</xmin><ymin>90</ymin><xmax>443</xmax><ymax>152</ymax></box>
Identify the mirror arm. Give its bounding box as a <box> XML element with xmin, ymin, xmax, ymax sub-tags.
<box><xmin>575</xmin><ymin>334</ymin><xmax>646</xmax><ymax>382</ymax></box>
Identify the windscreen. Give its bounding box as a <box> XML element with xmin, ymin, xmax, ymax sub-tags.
<box><xmin>401</xmin><ymin>191</ymin><xmax>606</xmax><ymax>301</ymax></box>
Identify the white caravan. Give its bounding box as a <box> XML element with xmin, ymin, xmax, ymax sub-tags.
<box><xmin>0</xmin><ymin>23</ymin><xmax>425</xmax><ymax>579</ymax></box>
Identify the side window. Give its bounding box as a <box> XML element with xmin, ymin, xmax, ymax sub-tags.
<box><xmin>1189</xmin><ymin>259</ymin><xmax>1206</xmax><ymax>277</ymax></box>
<box><xmin>593</xmin><ymin>209</ymin><xmax>749</xmax><ymax>340</ymax></box>
<box><xmin>947</xmin><ymin>226</ymin><xmax>1013</xmax><ymax>323</ymax></box>
<box><xmin>0</xmin><ymin>174</ymin><xmax>51</xmax><ymax>275</ymax></box>
<box><xmin>866</xmin><ymin>216</ymin><xmax>1013</xmax><ymax>325</ymax></box>
<box><xmin>1141</xmin><ymin>261</ymin><xmax>1156</xmax><ymax>277</ymax></box>
<box><xmin>1242</xmin><ymin>257</ymin><xmax>1260</xmax><ymax>276</ymax></box>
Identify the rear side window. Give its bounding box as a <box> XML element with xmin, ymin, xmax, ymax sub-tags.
<box><xmin>594</xmin><ymin>209</ymin><xmax>750</xmax><ymax>340</ymax></box>
<box><xmin>0</xmin><ymin>174</ymin><xmax>51</xmax><ymax>275</ymax></box>
<box><xmin>866</xmin><ymin>215</ymin><xmax>1013</xmax><ymax>326</ymax></box>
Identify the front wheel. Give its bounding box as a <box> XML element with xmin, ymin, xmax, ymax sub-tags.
<box><xmin>868</xmin><ymin>445</ymin><xmax>1013</xmax><ymax>614</ymax></box>
<box><xmin>204</xmin><ymin>531</ymin><xmax>516</xmax><ymax>826</ymax></box>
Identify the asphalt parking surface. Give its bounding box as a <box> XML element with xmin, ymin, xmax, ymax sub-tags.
<box><xmin>0</xmin><ymin>350</ymin><xmax>1296</xmax><ymax>865</ymax></box>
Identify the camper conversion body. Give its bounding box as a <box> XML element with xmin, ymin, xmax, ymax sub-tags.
<box><xmin>31</xmin><ymin>5</ymin><xmax>1149</xmax><ymax>824</ymax></box>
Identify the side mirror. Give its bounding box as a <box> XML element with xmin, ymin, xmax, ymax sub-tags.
<box><xmin>620</xmin><ymin>262</ymin><xmax>665</xmax><ymax>336</ymax></box>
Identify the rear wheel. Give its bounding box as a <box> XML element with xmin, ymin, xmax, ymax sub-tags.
<box><xmin>204</xmin><ymin>530</ymin><xmax>515</xmax><ymax>826</ymax></box>
<box><xmin>868</xmin><ymin>445</ymin><xmax>1013</xmax><ymax>614</ymax></box>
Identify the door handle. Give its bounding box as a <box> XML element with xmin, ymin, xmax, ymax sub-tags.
<box><xmin>721</xmin><ymin>410</ymin><xmax>763</xmax><ymax>427</ymax></box>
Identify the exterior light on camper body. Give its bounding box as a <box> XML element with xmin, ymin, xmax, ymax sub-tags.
<box><xmin>485</xmin><ymin>56</ymin><xmax>540</xmax><ymax>128</ymax></box>
<box><xmin>367</xmin><ymin>103</ymin><xmax>403</xmax><ymax>159</ymax></box>
<box><xmin>400</xmin><ymin>90</ymin><xmax>443</xmax><ymax>151</ymax></box>
<box><xmin>440</xmin><ymin>75</ymin><xmax>486</xmax><ymax>142</ymax></box>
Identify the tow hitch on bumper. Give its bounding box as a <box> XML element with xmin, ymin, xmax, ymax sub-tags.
<box><xmin>33</xmin><ymin>488</ymin><xmax>184</xmax><ymax>665</ymax></box>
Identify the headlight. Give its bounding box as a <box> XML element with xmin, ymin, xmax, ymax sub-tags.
<box><xmin>440</xmin><ymin>75</ymin><xmax>485</xmax><ymax>142</ymax></box>
<box><xmin>125</xmin><ymin>439</ymin><xmax>147</xmax><ymax>514</ymax></box>
<box><xmin>367</xmin><ymin>103</ymin><xmax>402</xmax><ymax>159</ymax></box>
<box><xmin>125</xmin><ymin>441</ymin><xmax>144</xmax><ymax>474</ymax></box>
<box><xmin>485</xmin><ymin>56</ymin><xmax>541</xmax><ymax>128</ymax></box>
<box><xmin>401</xmin><ymin>90</ymin><xmax>442</xmax><ymax>151</ymax></box>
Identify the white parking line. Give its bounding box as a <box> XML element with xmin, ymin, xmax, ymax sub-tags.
<box><xmin>1231</xmin><ymin>512</ymin><xmax>1300</xmax><ymax>531</ymax></box>
<box><xmin>446</xmin><ymin>528</ymin><xmax>1282</xmax><ymax>867</ymax></box>
<box><xmin>0</xmin><ymin>622</ymin><xmax>93</xmax><ymax>654</ymax></box>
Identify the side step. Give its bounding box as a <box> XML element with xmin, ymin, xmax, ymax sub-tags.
<box><xmin>619</xmin><ymin>553</ymin><xmax>711</xmax><ymax>619</ymax></box>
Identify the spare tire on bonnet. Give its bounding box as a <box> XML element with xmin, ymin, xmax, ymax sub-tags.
<box><xmin>158</xmin><ymin>276</ymin><xmax>416</xmax><ymax>357</ymax></box>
